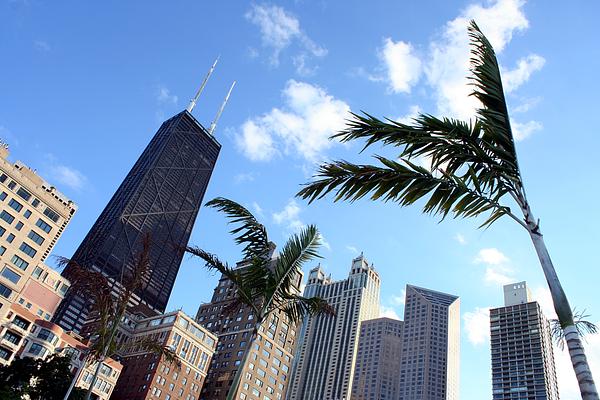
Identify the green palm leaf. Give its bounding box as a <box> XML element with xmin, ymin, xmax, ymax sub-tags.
<box><xmin>276</xmin><ymin>293</ymin><xmax>335</xmax><ymax>325</ymax></box>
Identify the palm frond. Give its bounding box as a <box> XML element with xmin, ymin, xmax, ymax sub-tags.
<box><xmin>206</xmin><ymin>197</ymin><xmax>271</xmax><ymax>260</ymax></box>
<box><xmin>264</xmin><ymin>225</ymin><xmax>321</xmax><ymax>312</ymax></box>
<box><xmin>276</xmin><ymin>294</ymin><xmax>335</xmax><ymax>325</ymax></box>
<box><xmin>551</xmin><ymin>309</ymin><xmax>598</xmax><ymax>349</ymax></box>
<box><xmin>186</xmin><ymin>246</ymin><xmax>261</xmax><ymax>314</ymax></box>
<box><xmin>468</xmin><ymin>21</ymin><xmax>521</xmax><ymax>189</ymax></box>
<box><xmin>298</xmin><ymin>156</ymin><xmax>519</xmax><ymax>228</ymax></box>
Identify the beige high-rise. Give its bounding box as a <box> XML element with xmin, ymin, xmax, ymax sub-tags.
<box><xmin>399</xmin><ymin>285</ymin><xmax>460</xmax><ymax>400</ymax></box>
<box><xmin>0</xmin><ymin>146</ymin><xmax>77</xmax><ymax>364</ymax></box>
<box><xmin>287</xmin><ymin>254</ymin><xmax>380</xmax><ymax>400</ymax></box>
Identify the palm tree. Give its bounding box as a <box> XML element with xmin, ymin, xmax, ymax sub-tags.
<box><xmin>59</xmin><ymin>235</ymin><xmax>178</xmax><ymax>400</ymax></box>
<box><xmin>185</xmin><ymin>197</ymin><xmax>334</xmax><ymax>400</ymax></box>
<box><xmin>297</xmin><ymin>21</ymin><xmax>597</xmax><ymax>399</ymax></box>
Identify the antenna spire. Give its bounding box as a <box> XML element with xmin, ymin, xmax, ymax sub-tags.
<box><xmin>186</xmin><ymin>56</ymin><xmax>219</xmax><ymax>113</ymax></box>
<box><xmin>208</xmin><ymin>81</ymin><xmax>236</xmax><ymax>135</ymax></box>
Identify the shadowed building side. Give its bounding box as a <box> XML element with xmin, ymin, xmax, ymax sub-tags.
<box><xmin>54</xmin><ymin>109</ymin><xmax>221</xmax><ymax>333</ymax></box>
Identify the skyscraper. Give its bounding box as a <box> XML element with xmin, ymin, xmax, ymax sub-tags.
<box><xmin>490</xmin><ymin>282</ymin><xmax>559</xmax><ymax>400</ymax></box>
<box><xmin>352</xmin><ymin>317</ymin><xmax>403</xmax><ymax>400</ymax></box>
<box><xmin>399</xmin><ymin>285</ymin><xmax>460</xmax><ymax>400</ymax></box>
<box><xmin>287</xmin><ymin>254</ymin><xmax>380</xmax><ymax>400</ymax></box>
<box><xmin>55</xmin><ymin>65</ymin><xmax>232</xmax><ymax>333</ymax></box>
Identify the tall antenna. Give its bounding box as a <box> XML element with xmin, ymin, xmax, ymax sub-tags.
<box><xmin>208</xmin><ymin>81</ymin><xmax>236</xmax><ymax>135</ymax></box>
<box><xmin>186</xmin><ymin>56</ymin><xmax>219</xmax><ymax>113</ymax></box>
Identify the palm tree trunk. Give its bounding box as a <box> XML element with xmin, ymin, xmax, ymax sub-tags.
<box><xmin>84</xmin><ymin>356</ymin><xmax>104</xmax><ymax>400</ymax></box>
<box><xmin>524</xmin><ymin>204</ymin><xmax>598</xmax><ymax>399</ymax></box>
<box><xmin>226</xmin><ymin>323</ymin><xmax>260</xmax><ymax>400</ymax></box>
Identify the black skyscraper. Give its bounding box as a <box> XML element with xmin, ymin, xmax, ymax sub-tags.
<box><xmin>55</xmin><ymin>109</ymin><xmax>221</xmax><ymax>333</ymax></box>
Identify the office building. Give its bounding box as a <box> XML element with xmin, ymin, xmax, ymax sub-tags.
<box><xmin>111</xmin><ymin>310</ymin><xmax>217</xmax><ymax>400</ymax></box>
<box><xmin>54</xmin><ymin>79</ymin><xmax>227</xmax><ymax>333</ymax></box>
<box><xmin>196</xmin><ymin>257</ymin><xmax>302</xmax><ymax>400</ymax></box>
<box><xmin>399</xmin><ymin>285</ymin><xmax>460</xmax><ymax>400</ymax></box>
<box><xmin>490</xmin><ymin>282</ymin><xmax>559</xmax><ymax>400</ymax></box>
<box><xmin>287</xmin><ymin>254</ymin><xmax>380</xmax><ymax>400</ymax></box>
<box><xmin>352</xmin><ymin>317</ymin><xmax>403</xmax><ymax>400</ymax></box>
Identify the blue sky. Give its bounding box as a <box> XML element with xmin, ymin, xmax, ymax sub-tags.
<box><xmin>2</xmin><ymin>0</ymin><xmax>599</xmax><ymax>398</ymax></box>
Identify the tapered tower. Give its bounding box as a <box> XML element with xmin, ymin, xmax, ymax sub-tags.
<box><xmin>54</xmin><ymin>61</ymin><xmax>233</xmax><ymax>333</ymax></box>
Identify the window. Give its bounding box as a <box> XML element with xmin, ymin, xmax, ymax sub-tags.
<box><xmin>0</xmin><ymin>174</ymin><xmax>5</xmax><ymax>183</ymax></box>
<box><xmin>29</xmin><ymin>343</ymin><xmax>48</xmax><ymax>357</ymax></box>
<box><xmin>0</xmin><ymin>210</ymin><xmax>14</xmax><ymax>224</ymax></box>
<box><xmin>13</xmin><ymin>316</ymin><xmax>30</xmax><ymax>330</ymax></box>
<box><xmin>37</xmin><ymin>328</ymin><xmax>57</xmax><ymax>344</ymax></box>
<box><xmin>0</xmin><ymin>226</ymin><xmax>5</xmax><ymax>237</ymax></box>
<box><xmin>0</xmin><ymin>347</ymin><xmax>11</xmax><ymax>361</ymax></box>
<box><xmin>0</xmin><ymin>192</ymin><xmax>5</xmax><ymax>200</ymax></box>
<box><xmin>16</xmin><ymin>188</ymin><xmax>31</xmax><ymax>201</ymax></box>
<box><xmin>8</xmin><ymin>199</ymin><xmax>22</xmax><ymax>212</ymax></box>
<box><xmin>6</xmin><ymin>233</ymin><xmax>14</xmax><ymax>243</ymax></box>
<box><xmin>24</xmin><ymin>209</ymin><xmax>31</xmax><ymax>218</ymax></box>
<box><xmin>1</xmin><ymin>267</ymin><xmax>20</xmax><ymax>284</ymax></box>
<box><xmin>19</xmin><ymin>242</ymin><xmax>37</xmax><ymax>258</ymax></box>
<box><xmin>43</xmin><ymin>207</ymin><xmax>60</xmax><ymax>223</ymax></box>
<box><xmin>3</xmin><ymin>331</ymin><xmax>21</xmax><ymax>345</ymax></box>
<box><xmin>0</xmin><ymin>246</ymin><xmax>5</xmax><ymax>255</ymax></box>
<box><xmin>11</xmin><ymin>255</ymin><xmax>29</xmax><ymax>270</ymax></box>
<box><xmin>32</xmin><ymin>198</ymin><xmax>40</xmax><ymax>207</ymax></box>
<box><xmin>35</xmin><ymin>219</ymin><xmax>52</xmax><ymax>233</ymax></box>
<box><xmin>27</xmin><ymin>230</ymin><xmax>45</xmax><ymax>245</ymax></box>
<box><xmin>8</xmin><ymin>181</ymin><xmax>16</xmax><ymax>190</ymax></box>
<box><xmin>0</xmin><ymin>282</ymin><xmax>13</xmax><ymax>299</ymax></box>
<box><xmin>15</xmin><ymin>221</ymin><xmax>23</xmax><ymax>231</ymax></box>
<box><xmin>32</xmin><ymin>266</ymin><xmax>43</xmax><ymax>278</ymax></box>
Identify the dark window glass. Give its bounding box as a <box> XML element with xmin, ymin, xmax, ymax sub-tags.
<box><xmin>12</xmin><ymin>316</ymin><xmax>30</xmax><ymax>329</ymax></box>
<box><xmin>15</xmin><ymin>221</ymin><xmax>23</xmax><ymax>231</ymax></box>
<box><xmin>43</xmin><ymin>207</ymin><xmax>59</xmax><ymax>222</ymax></box>
<box><xmin>35</xmin><ymin>219</ymin><xmax>52</xmax><ymax>233</ymax></box>
<box><xmin>0</xmin><ymin>192</ymin><xmax>6</xmax><ymax>200</ymax></box>
<box><xmin>19</xmin><ymin>242</ymin><xmax>37</xmax><ymax>258</ymax></box>
<box><xmin>0</xmin><ymin>211</ymin><xmax>14</xmax><ymax>224</ymax></box>
<box><xmin>6</xmin><ymin>233</ymin><xmax>14</xmax><ymax>243</ymax></box>
<box><xmin>1</xmin><ymin>267</ymin><xmax>20</xmax><ymax>284</ymax></box>
<box><xmin>0</xmin><ymin>282</ymin><xmax>13</xmax><ymax>299</ymax></box>
<box><xmin>24</xmin><ymin>210</ymin><xmax>31</xmax><ymax>218</ymax></box>
<box><xmin>11</xmin><ymin>255</ymin><xmax>29</xmax><ymax>270</ymax></box>
<box><xmin>32</xmin><ymin>198</ymin><xmax>40</xmax><ymax>207</ymax></box>
<box><xmin>27</xmin><ymin>231</ymin><xmax>45</xmax><ymax>245</ymax></box>
<box><xmin>8</xmin><ymin>181</ymin><xmax>15</xmax><ymax>190</ymax></box>
<box><xmin>8</xmin><ymin>199</ymin><xmax>22</xmax><ymax>212</ymax></box>
<box><xmin>16</xmin><ymin>188</ymin><xmax>31</xmax><ymax>201</ymax></box>
<box><xmin>0</xmin><ymin>173</ymin><xmax>6</xmax><ymax>183</ymax></box>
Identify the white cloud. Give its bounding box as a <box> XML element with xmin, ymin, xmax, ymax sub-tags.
<box><xmin>319</xmin><ymin>233</ymin><xmax>331</xmax><ymax>251</ymax></box>
<box><xmin>346</xmin><ymin>245</ymin><xmax>360</xmax><ymax>255</ymax></box>
<box><xmin>252</xmin><ymin>201</ymin><xmax>264</xmax><ymax>218</ymax></box>
<box><xmin>512</xmin><ymin>120</ymin><xmax>542</xmax><ymax>141</ymax></box>
<box><xmin>475</xmin><ymin>248</ymin><xmax>509</xmax><ymax>265</ymax></box>
<box><xmin>463</xmin><ymin>307</ymin><xmax>491</xmax><ymax>345</ymax></box>
<box><xmin>48</xmin><ymin>164</ymin><xmax>87</xmax><ymax>191</ymax></box>
<box><xmin>234</xmin><ymin>172</ymin><xmax>256</xmax><ymax>184</ymax></box>
<box><xmin>157</xmin><ymin>86</ymin><xmax>178</xmax><ymax>105</ymax></box>
<box><xmin>512</xmin><ymin>96</ymin><xmax>541</xmax><ymax>113</ymax></box>
<box><xmin>273</xmin><ymin>199</ymin><xmax>304</xmax><ymax>232</ymax></box>
<box><xmin>34</xmin><ymin>40</ymin><xmax>51</xmax><ymax>52</ymax></box>
<box><xmin>532</xmin><ymin>286</ymin><xmax>556</xmax><ymax>319</ymax></box>
<box><xmin>424</xmin><ymin>0</ymin><xmax>531</xmax><ymax>119</ymax></box>
<box><xmin>391</xmin><ymin>289</ymin><xmax>406</xmax><ymax>306</ymax></box>
<box><xmin>502</xmin><ymin>54</ymin><xmax>546</xmax><ymax>93</ymax></box>
<box><xmin>474</xmin><ymin>248</ymin><xmax>516</xmax><ymax>286</ymax></box>
<box><xmin>396</xmin><ymin>105</ymin><xmax>422</xmax><ymax>125</ymax></box>
<box><xmin>455</xmin><ymin>233</ymin><xmax>467</xmax><ymax>245</ymax></box>
<box><xmin>236</xmin><ymin>80</ymin><xmax>350</xmax><ymax>162</ymax></box>
<box><xmin>380</xmin><ymin>305</ymin><xmax>401</xmax><ymax>320</ymax></box>
<box><xmin>245</xmin><ymin>3</ymin><xmax>326</xmax><ymax>72</ymax></box>
<box><xmin>379</xmin><ymin>39</ymin><xmax>422</xmax><ymax>93</ymax></box>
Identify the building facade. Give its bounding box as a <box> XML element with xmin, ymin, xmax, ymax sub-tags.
<box><xmin>54</xmin><ymin>110</ymin><xmax>221</xmax><ymax>333</ymax></box>
<box><xmin>490</xmin><ymin>282</ymin><xmax>559</xmax><ymax>400</ymax></box>
<box><xmin>111</xmin><ymin>310</ymin><xmax>217</xmax><ymax>400</ymax></box>
<box><xmin>196</xmin><ymin>259</ymin><xmax>302</xmax><ymax>400</ymax></box>
<box><xmin>0</xmin><ymin>146</ymin><xmax>76</xmax><ymax>323</ymax></box>
<box><xmin>287</xmin><ymin>254</ymin><xmax>380</xmax><ymax>400</ymax></box>
<box><xmin>352</xmin><ymin>317</ymin><xmax>403</xmax><ymax>400</ymax></box>
<box><xmin>398</xmin><ymin>285</ymin><xmax>460</xmax><ymax>400</ymax></box>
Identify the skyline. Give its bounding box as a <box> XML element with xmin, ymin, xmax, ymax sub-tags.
<box><xmin>2</xmin><ymin>1</ymin><xmax>600</xmax><ymax>399</ymax></box>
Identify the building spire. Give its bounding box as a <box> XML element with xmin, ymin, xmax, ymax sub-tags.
<box><xmin>186</xmin><ymin>56</ymin><xmax>219</xmax><ymax>114</ymax></box>
<box><xmin>208</xmin><ymin>81</ymin><xmax>236</xmax><ymax>135</ymax></box>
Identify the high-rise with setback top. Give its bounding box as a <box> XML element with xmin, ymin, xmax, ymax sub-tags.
<box><xmin>54</xmin><ymin>65</ymin><xmax>232</xmax><ymax>333</ymax></box>
<box><xmin>490</xmin><ymin>282</ymin><xmax>559</xmax><ymax>400</ymax></box>
<box><xmin>399</xmin><ymin>285</ymin><xmax>460</xmax><ymax>400</ymax></box>
<box><xmin>287</xmin><ymin>254</ymin><xmax>380</xmax><ymax>400</ymax></box>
